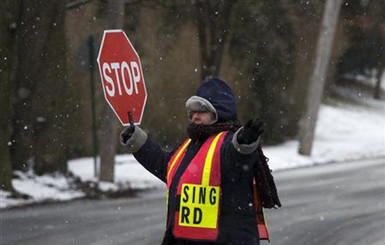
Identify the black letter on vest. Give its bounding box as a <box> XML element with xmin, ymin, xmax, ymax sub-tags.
<box><xmin>199</xmin><ymin>187</ymin><xmax>206</xmax><ymax>204</ymax></box>
<box><xmin>181</xmin><ymin>207</ymin><xmax>190</xmax><ymax>224</ymax></box>
<box><xmin>182</xmin><ymin>185</ymin><xmax>189</xmax><ymax>202</ymax></box>
<box><xmin>193</xmin><ymin>208</ymin><xmax>202</xmax><ymax>224</ymax></box>
<box><xmin>209</xmin><ymin>188</ymin><xmax>217</xmax><ymax>205</ymax></box>
<box><xmin>192</xmin><ymin>186</ymin><xmax>196</xmax><ymax>203</ymax></box>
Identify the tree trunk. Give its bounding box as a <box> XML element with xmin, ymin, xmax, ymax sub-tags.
<box><xmin>0</xmin><ymin>142</ymin><xmax>13</xmax><ymax>191</ymax></box>
<box><xmin>8</xmin><ymin>0</ymin><xmax>34</xmax><ymax>171</ymax></box>
<box><xmin>374</xmin><ymin>68</ymin><xmax>383</xmax><ymax>100</ymax></box>
<box><xmin>0</xmin><ymin>0</ymin><xmax>18</xmax><ymax>191</ymax></box>
<box><xmin>98</xmin><ymin>0</ymin><xmax>125</xmax><ymax>182</ymax></box>
<box><xmin>194</xmin><ymin>0</ymin><xmax>236</xmax><ymax>80</ymax></box>
<box><xmin>99</xmin><ymin>106</ymin><xmax>119</xmax><ymax>182</ymax></box>
<box><xmin>298</xmin><ymin>0</ymin><xmax>342</xmax><ymax>155</ymax></box>
<box><xmin>32</xmin><ymin>0</ymin><xmax>68</xmax><ymax>174</ymax></box>
<box><xmin>7</xmin><ymin>0</ymin><xmax>69</xmax><ymax>174</ymax></box>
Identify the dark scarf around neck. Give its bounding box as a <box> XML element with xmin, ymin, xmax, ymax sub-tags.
<box><xmin>186</xmin><ymin>121</ymin><xmax>241</xmax><ymax>142</ymax></box>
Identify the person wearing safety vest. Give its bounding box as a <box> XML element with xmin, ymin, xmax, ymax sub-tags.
<box><xmin>121</xmin><ymin>77</ymin><xmax>281</xmax><ymax>245</ymax></box>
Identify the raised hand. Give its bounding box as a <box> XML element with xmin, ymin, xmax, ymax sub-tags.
<box><xmin>121</xmin><ymin>112</ymin><xmax>135</xmax><ymax>144</ymax></box>
<box><xmin>237</xmin><ymin>119</ymin><xmax>264</xmax><ymax>144</ymax></box>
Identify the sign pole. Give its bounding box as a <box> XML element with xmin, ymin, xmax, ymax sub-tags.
<box><xmin>127</xmin><ymin>111</ymin><xmax>134</xmax><ymax>126</ymax></box>
<box><xmin>89</xmin><ymin>34</ymin><xmax>98</xmax><ymax>177</ymax></box>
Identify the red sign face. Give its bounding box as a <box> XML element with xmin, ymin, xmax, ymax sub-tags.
<box><xmin>97</xmin><ymin>30</ymin><xmax>147</xmax><ymax>126</ymax></box>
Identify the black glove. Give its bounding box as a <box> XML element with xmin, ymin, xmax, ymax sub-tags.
<box><xmin>121</xmin><ymin>112</ymin><xmax>136</xmax><ymax>144</ymax></box>
<box><xmin>237</xmin><ymin>119</ymin><xmax>264</xmax><ymax>144</ymax></box>
<box><xmin>121</xmin><ymin>124</ymin><xmax>135</xmax><ymax>144</ymax></box>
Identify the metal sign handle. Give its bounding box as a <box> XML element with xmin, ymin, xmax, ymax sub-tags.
<box><xmin>128</xmin><ymin>111</ymin><xmax>134</xmax><ymax>127</ymax></box>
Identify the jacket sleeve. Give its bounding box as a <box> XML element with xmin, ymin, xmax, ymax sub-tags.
<box><xmin>120</xmin><ymin>126</ymin><xmax>175</xmax><ymax>183</ymax></box>
<box><xmin>221</xmin><ymin>131</ymin><xmax>259</xmax><ymax>176</ymax></box>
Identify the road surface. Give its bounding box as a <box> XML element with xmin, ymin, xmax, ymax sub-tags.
<box><xmin>1</xmin><ymin>158</ymin><xmax>384</xmax><ymax>245</ymax></box>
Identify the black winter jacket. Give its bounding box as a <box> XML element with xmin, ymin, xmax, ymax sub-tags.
<box><xmin>133</xmin><ymin>132</ymin><xmax>260</xmax><ymax>245</ymax></box>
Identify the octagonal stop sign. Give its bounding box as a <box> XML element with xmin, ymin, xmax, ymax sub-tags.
<box><xmin>97</xmin><ymin>30</ymin><xmax>147</xmax><ymax>126</ymax></box>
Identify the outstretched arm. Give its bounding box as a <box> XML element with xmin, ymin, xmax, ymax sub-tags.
<box><xmin>120</xmin><ymin>126</ymin><xmax>174</xmax><ymax>183</ymax></box>
<box><xmin>221</xmin><ymin>119</ymin><xmax>263</xmax><ymax>178</ymax></box>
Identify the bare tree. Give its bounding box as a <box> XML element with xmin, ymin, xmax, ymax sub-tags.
<box><xmin>298</xmin><ymin>0</ymin><xmax>343</xmax><ymax>155</ymax></box>
<box><xmin>369</xmin><ymin>2</ymin><xmax>385</xmax><ymax>100</ymax></box>
<box><xmin>193</xmin><ymin>0</ymin><xmax>236</xmax><ymax>80</ymax></box>
<box><xmin>32</xmin><ymin>0</ymin><xmax>68</xmax><ymax>174</ymax></box>
<box><xmin>98</xmin><ymin>0</ymin><xmax>125</xmax><ymax>182</ymax></box>
<box><xmin>374</xmin><ymin>68</ymin><xmax>383</xmax><ymax>99</ymax></box>
<box><xmin>0</xmin><ymin>0</ymin><xmax>17</xmax><ymax>191</ymax></box>
<box><xmin>5</xmin><ymin>0</ymin><xmax>69</xmax><ymax>174</ymax></box>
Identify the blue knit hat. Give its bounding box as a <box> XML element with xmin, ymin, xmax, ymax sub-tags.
<box><xmin>186</xmin><ymin>77</ymin><xmax>237</xmax><ymax>123</ymax></box>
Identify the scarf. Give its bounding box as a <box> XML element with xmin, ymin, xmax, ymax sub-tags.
<box><xmin>186</xmin><ymin>121</ymin><xmax>241</xmax><ymax>142</ymax></box>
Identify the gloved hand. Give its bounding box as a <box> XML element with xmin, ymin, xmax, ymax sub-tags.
<box><xmin>121</xmin><ymin>112</ymin><xmax>136</xmax><ymax>144</ymax></box>
<box><xmin>237</xmin><ymin>119</ymin><xmax>264</xmax><ymax>144</ymax></box>
<box><xmin>121</xmin><ymin>124</ymin><xmax>135</xmax><ymax>144</ymax></box>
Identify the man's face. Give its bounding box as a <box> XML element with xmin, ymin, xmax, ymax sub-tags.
<box><xmin>190</xmin><ymin>111</ymin><xmax>216</xmax><ymax>125</ymax></box>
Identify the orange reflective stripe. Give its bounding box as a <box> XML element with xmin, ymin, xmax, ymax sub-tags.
<box><xmin>167</xmin><ymin>139</ymin><xmax>191</xmax><ymax>181</ymax></box>
<box><xmin>258</xmin><ymin>223</ymin><xmax>269</xmax><ymax>240</ymax></box>
<box><xmin>166</xmin><ymin>139</ymin><xmax>191</xmax><ymax>226</ymax></box>
<box><xmin>253</xmin><ymin>178</ymin><xmax>270</xmax><ymax>241</ymax></box>
<box><xmin>202</xmin><ymin>132</ymin><xmax>224</xmax><ymax>186</ymax></box>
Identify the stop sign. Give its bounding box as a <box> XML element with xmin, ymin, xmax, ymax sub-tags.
<box><xmin>97</xmin><ymin>30</ymin><xmax>147</xmax><ymax>126</ymax></box>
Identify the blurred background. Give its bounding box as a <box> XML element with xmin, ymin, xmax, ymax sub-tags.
<box><xmin>0</xmin><ymin>0</ymin><xmax>384</xmax><ymax>201</ymax></box>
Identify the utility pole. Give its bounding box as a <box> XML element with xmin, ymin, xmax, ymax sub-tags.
<box><xmin>298</xmin><ymin>0</ymin><xmax>342</xmax><ymax>155</ymax></box>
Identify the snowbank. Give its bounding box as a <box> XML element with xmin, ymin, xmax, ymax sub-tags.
<box><xmin>0</xmin><ymin>171</ymin><xmax>84</xmax><ymax>209</ymax></box>
<box><xmin>67</xmin><ymin>155</ymin><xmax>164</xmax><ymax>190</ymax></box>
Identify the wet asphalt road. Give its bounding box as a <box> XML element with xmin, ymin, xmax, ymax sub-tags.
<box><xmin>1</xmin><ymin>158</ymin><xmax>384</xmax><ymax>245</ymax></box>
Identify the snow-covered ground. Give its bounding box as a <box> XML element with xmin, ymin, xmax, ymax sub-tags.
<box><xmin>68</xmin><ymin>155</ymin><xmax>165</xmax><ymax>190</ymax></box>
<box><xmin>267</xmin><ymin>104</ymin><xmax>384</xmax><ymax>169</ymax></box>
<box><xmin>0</xmin><ymin>171</ymin><xmax>84</xmax><ymax>208</ymax></box>
<box><xmin>1</xmin><ymin>97</ymin><xmax>384</xmax><ymax>209</ymax></box>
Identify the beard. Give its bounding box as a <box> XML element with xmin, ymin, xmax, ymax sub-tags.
<box><xmin>186</xmin><ymin>121</ymin><xmax>241</xmax><ymax>142</ymax></box>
